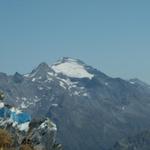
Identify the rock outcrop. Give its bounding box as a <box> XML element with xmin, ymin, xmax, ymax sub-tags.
<box><xmin>0</xmin><ymin>100</ymin><xmax>62</xmax><ymax>150</ymax></box>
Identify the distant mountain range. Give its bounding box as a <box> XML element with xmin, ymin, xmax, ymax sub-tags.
<box><xmin>0</xmin><ymin>57</ymin><xmax>150</xmax><ymax>150</ymax></box>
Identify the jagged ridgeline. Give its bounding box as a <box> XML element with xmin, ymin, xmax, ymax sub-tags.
<box><xmin>0</xmin><ymin>91</ymin><xmax>62</xmax><ymax>150</ymax></box>
<box><xmin>1</xmin><ymin>57</ymin><xmax>150</xmax><ymax>150</ymax></box>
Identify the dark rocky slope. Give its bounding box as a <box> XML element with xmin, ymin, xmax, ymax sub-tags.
<box><xmin>0</xmin><ymin>57</ymin><xmax>150</xmax><ymax>150</ymax></box>
<box><xmin>111</xmin><ymin>130</ymin><xmax>150</xmax><ymax>150</ymax></box>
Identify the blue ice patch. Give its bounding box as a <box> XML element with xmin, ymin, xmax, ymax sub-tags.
<box><xmin>10</xmin><ymin>112</ymin><xmax>31</xmax><ymax>124</ymax></box>
<box><xmin>17</xmin><ymin>113</ymin><xmax>31</xmax><ymax>124</ymax></box>
<box><xmin>0</xmin><ymin>106</ymin><xmax>31</xmax><ymax>124</ymax></box>
<box><xmin>0</xmin><ymin>108</ymin><xmax>11</xmax><ymax>118</ymax></box>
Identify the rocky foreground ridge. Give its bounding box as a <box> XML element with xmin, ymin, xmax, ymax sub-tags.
<box><xmin>1</xmin><ymin>57</ymin><xmax>150</xmax><ymax>150</ymax></box>
<box><xmin>0</xmin><ymin>92</ymin><xmax>62</xmax><ymax>150</ymax></box>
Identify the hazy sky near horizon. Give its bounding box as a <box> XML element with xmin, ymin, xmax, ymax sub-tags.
<box><xmin>0</xmin><ymin>0</ymin><xmax>150</xmax><ymax>83</ymax></box>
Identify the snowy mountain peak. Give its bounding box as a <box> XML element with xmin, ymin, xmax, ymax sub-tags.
<box><xmin>60</xmin><ymin>57</ymin><xmax>78</xmax><ymax>62</ymax></box>
<box><xmin>53</xmin><ymin>57</ymin><xmax>85</xmax><ymax>65</ymax></box>
<box><xmin>51</xmin><ymin>57</ymin><xmax>94</xmax><ymax>79</ymax></box>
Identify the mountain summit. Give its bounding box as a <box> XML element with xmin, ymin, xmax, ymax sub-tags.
<box><xmin>0</xmin><ymin>57</ymin><xmax>150</xmax><ymax>150</ymax></box>
<box><xmin>51</xmin><ymin>57</ymin><xmax>94</xmax><ymax>79</ymax></box>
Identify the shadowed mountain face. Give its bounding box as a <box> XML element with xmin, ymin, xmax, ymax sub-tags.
<box><xmin>111</xmin><ymin>130</ymin><xmax>150</xmax><ymax>150</ymax></box>
<box><xmin>0</xmin><ymin>57</ymin><xmax>150</xmax><ymax>150</ymax></box>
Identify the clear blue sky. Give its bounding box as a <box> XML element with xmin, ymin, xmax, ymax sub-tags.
<box><xmin>0</xmin><ymin>0</ymin><xmax>150</xmax><ymax>83</ymax></box>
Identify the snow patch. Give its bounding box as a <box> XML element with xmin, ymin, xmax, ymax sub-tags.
<box><xmin>17</xmin><ymin>122</ymin><xmax>30</xmax><ymax>132</ymax></box>
<box><xmin>38</xmin><ymin>87</ymin><xmax>44</xmax><ymax>90</ymax></box>
<box><xmin>22</xmin><ymin>97</ymin><xmax>27</xmax><ymax>101</ymax></box>
<box><xmin>20</xmin><ymin>102</ymin><xmax>28</xmax><ymax>109</ymax></box>
<box><xmin>52</xmin><ymin>61</ymin><xmax>94</xmax><ymax>79</ymax></box>
<box><xmin>24</xmin><ymin>74</ymin><xmax>30</xmax><ymax>77</ymax></box>
<box><xmin>51</xmin><ymin>104</ymin><xmax>58</xmax><ymax>107</ymax></box>
<box><xmin>32</xmin><ymin>78</ymin><xmax>36</xmax><ymax>82</ymax></box>
<box><xmin>74</xmin><ymin>91</ymin><xmax>80</xmax><ymax>96</ymax></box>
<box><xmin>10</xmin><ymin>107</ymin><xmax>22</xmax><ymax>114</ymax></box>
<box><xmin>130</xmin><ymin>81</ymin><xmax>135</xmax><ymax>84</ymax></box>
<box><xmin>47</xmin><ymin>72</ymin><xmax>54</xmax><ymax>76</ymax></box>
<box><xmin>83</xmin><ymin>93</ymin><xmax>88</xmax><ymax>97</ymax></box>
<box><xmin>80</xmin><ymin>87</ymin><xmax>85</xmax><ymax>90</ymax></box>
<box><xmin>57</xmin><ymin>77</ymin><xmax>78</xmax><ymax>88</ymax></box>
<box><xmin>0</xmin><ymin>102</ymin><xmax>4</xmax><ymax>108</ymax></box>
<box><xmin>59</xmin><ymin>81</ymin><xmax>66</xmax><ymax>89</ymax></box>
